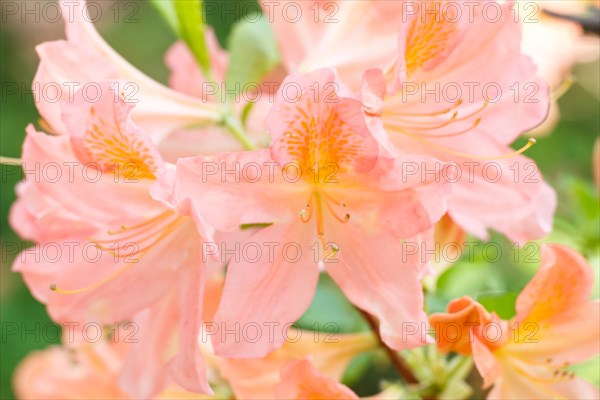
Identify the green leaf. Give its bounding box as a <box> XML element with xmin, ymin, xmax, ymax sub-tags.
<box><xmin>478</xmin><ymin>292</ymin><xmax>518</xmax><ymax>320</ymax></box>
<box><xmin>174</xmin><ymin>0</ymin><xmax>211</xmax><ymax>76</ymax></box>
<box><xmin>149</xmin><ymin>0</ymin><xmax>179</xmax><ymax>33</ymax></box>
<box><xmin>225</xmin><ymin>13</ymin><xmax>280</xmax><ymax>96</ymax></box>
<box><xmin>295</xmin><ymin>274</ymin><xmax>367</xmax><ymax>333</ymax></box>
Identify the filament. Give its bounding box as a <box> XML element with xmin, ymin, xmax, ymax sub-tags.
<box><xmin>50</xmin><ymin>263</ymin><xmax>137</xmax><ymax>295</ymax></box>
<box><xmin>51</xmin><ymin>213</ymin><xmax>186</xmax><ymax>294</ymax></box>
<box><xmin>413</xmin><ymin>137</ymin><xmax>537</xmax><ymax>160</ymax></box>
<box><xmin>0</xmin><ymin>156</ymin><xmax>22</xmax><ymax>166</ymax></box>
<box><xmin>324</xmin><ymin>198</ymin><xmax>350</xmax><ymax>223</ymax></box>
<box><xmin>298</xmin><ymin>190</ymin><xmax>350</xmax><ymax>258</ymax></box>
<box><xmin>388</xmin><ymin>99</ymin><xmax>464</xmax><ymax>117</ymax></box>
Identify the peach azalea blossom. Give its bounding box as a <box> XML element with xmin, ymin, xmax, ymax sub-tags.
<box><xmin>267</xmin><ymin>0</ymin><xmax>556</xmax><ymax>244</ymax></box>
<box><xmin>218</xmin><ymin>331</ymin><xmax>376</xmax><ymax>399</ymax></box>
<box><xmin>13</xmin><ymin>340</ymin><xmax>221</xmax><ymax>400</ymax></box>
<box><xmin>430</xmin><ymin>244</ymin><xmax>600</xmax><ymax>399</ymax></box>
<box><xmin>367</xmin><ymin>0</ymin><xmax>555</xmax><ymax>244</ymax></box>
<box><xmin>10</xmin><ymin>82</ymin><xmax>212</xmax><ymax>396</ymax></box>
<box><xmin>160</xmin><ymin>68</ymin><xmax>453</xmax><ymax>358</ymax></box>
<box><xmin>33</xmin><ymin>0</ymin><xmax>221</xmax><ymax>148</ymax></box>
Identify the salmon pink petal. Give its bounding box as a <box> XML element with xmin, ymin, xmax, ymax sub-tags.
<box><xmin>506</xmin><ymin>244</ymin><xmax>600</xmax><ymax>365</ymax></box>
<box><xmin>62</xmin><ymin>81</ymin><xmax>165</xmax><ymax>180</ymax></box>
<box><xmin>430</xmin><ymin>296</ymin><xmax>495</xmax><ymax>355</ymax></box>
<box><xmin>119</xmin><ymin>299</ymin><xmax>174</xmax><ymax>397</ymax></box>
<box><xmin>267</xmin><ymin>68</ymin><xmax>379</xmax><ymax>174</ymax></box>
<box><xmin>168</xmin><ymin>264</ymin><xmax>213</xmax><ymax>394</ymax></box>
<box><xmin>446</xmin><ymin>154</ymin><xmax>556</xmax><ymax>243</ymax></box>
<box><xmin>505</xmin><ymin>300</ymin><xmax>600</xmax><ymax>371</ymax></box>
<box><xmin>14</xmin><ymin>345</ymin><xmax>125</xmax><ymax>399</ymax></box>
<box><xmin>473</xmin><ymin>335</ymin><xmax>504</xmax><ymax>389</ymax></box>
<box><xmin>487</xmin><ymin>363</ymin><xmax>600</xmax><ymax>400</ymax></box>
<box><xmin>391</xmin><ymin>1</ymin><xmax>549</xmax><ymax>144</ymax></box>
<box><xmin>172</xmin><ymin>150</ymin><xmax>305</xmax><ymax>232</ymax></box>
<box><xmin>274</xmin><ymin>358</ymin><xmax>359</xmax><ymax>400</ymax></box>
<box><xmin>212</xmin><ymin>224</ymin><xmax>320</xmax><ymax>358</ymax></box>
<box><xmin>325</xmin><ymin>223</ymin><xmax>430</xmax><ymax>350</ymax></box>
<box><xmin>219</xmin><ymin>331</ymin><xmax>375</xmax><ymax>400</ymax></box>
<box><xmin>351</xmin><ymin>155</ymin><xmax>453</xmax><ymax>239</ymax></box>
<box><xmin>21</xmin><ymin>125</ymin><xmax>159</xmax><ymax>227</ymax></box>
<box><xmin>33</xmin><ymin>40</ymin><xmax>115</xmax><ymax>135</ymax></box>
<box><xmin>12</xmin><ymin>223</ymin><xmax>197</xmax><ymax>324</ymax></box>
<box><xmin>264</xmin><ymin>1</ymin><xmax>402</xmax><ymax>90</ymax></box>
<box><xmin>9</xmin><ymin>182</ymin><xmax>96</xmax><ymax>243</ymax></box>
<box><xmin>515</xmin><ymin>244</ymin><xmax>595</xmax><ymax>322</ymax></box>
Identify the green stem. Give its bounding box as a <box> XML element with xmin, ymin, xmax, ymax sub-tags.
<box><xmin>358</xmin><ymin>308</ymin><xmax>420</xmax><ymax>385</ymax></box>
<box><xmin>223</xmin><ymin>115</ymin><xmax>256</xmax><ymax>151</ymax></box>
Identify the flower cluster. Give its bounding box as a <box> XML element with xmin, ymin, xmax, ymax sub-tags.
<box><xmin>6</xmin><ymin>1</ymin><xmax>599</xmax><ymax>399</ymax></box>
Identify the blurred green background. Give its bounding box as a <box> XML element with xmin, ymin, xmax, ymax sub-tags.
<box><xmin>1</xmin><ymin>1</ymin><xmax>599</xmax><ymax>398</ymax></box>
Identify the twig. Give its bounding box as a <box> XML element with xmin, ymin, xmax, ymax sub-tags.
<box><xmin>357</xmin><ymin>308</ymin><xmax>419</xmax><ymax>385</ymax></box>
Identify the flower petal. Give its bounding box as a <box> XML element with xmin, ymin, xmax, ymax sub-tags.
<box><xmin>326</xmin><ymin>223</ymin><xmax>430</xmax><ymax>350</ymax></box>
<box><xmin>212</xmin><ymin>224</ymin><xmax>319</xmax><ymax>358</ymax></box>
<box><xmin>274</xmin><ymin>358</ymin><xmax>359</xmax><ymax>400</ymax></box>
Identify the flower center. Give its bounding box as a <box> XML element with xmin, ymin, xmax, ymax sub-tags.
<box><xmin>74</xmin><ymin>106</ymin><xmax>160</xmax><ymax>180</ymax></box>
<box><xmin>403</xmin><ymin>0</ymin><xmax>460</xmax><ymax>77</ymax></box>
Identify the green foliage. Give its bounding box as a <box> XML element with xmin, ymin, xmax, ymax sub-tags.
<box><xmin>477</xmin><ymin>292</ymin><xmax>518</xmax><ymax>320</ymax></box>
<box><xmin>174</xmin><ymin>0</ymin><xmax>211</xmax><ymax>76</ymax></box>
<box><xmin>148</xmin><ymin>0</ymin><xmax>178</xmax><ymax>33</ymax></box>
<box><xmin>295</xmin><ymin>274</ymin><xmax>368</xmax><ymax>333</ymax></box>
<box><xmin>431</xmin><ymin>234</ymin><xmax>540</xmax><ymax>318</ymax></box>
<box><xmin>225</xmin><ymin>14</ymin><xmax>280</xmax><ymax>96</ymax></box>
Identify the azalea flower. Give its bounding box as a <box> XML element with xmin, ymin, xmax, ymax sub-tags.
<box><xmin>217</xmin><ymin>330</ymin><xmax>376</xmax><ymax>399</ymax></box>
<box><xmin>160</xmin><ymin>68</ymin><xmax>453</xmax><ymax>358</ymax></box>
<box><xmin>13</xmin><ymin>335</ymin><xmax>224</xmax><ymax>400</ymax></box>
<box><xmin>369</xmin><ymin>0</ymin><xmax>556</xmax><ymax>244</ymax></box>
<box><xmin>265</xmin><ymin>0</ymin><xmax>556</xmax><ymax>243</ymax></box>
<box><xmin>10</xmin><ymin>82</ymin><xmax>212</xmax><ymax>396</ymax></box>
<box><xmin>430</xmin><ymin>244</ymin><xmax>600</xmax><ymax>398</ymax></box>
<box><xmin>33</xmin><ymin>0</ymin><xmax>230</xmax><ymax>152</ymax></box>
<box><xmin>13</xmin><ymin>321</ymin><xmax>375</xmax><ymax>400</ymax></box>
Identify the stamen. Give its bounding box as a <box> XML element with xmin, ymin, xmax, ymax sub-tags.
<box><xmin>93</xmin><ymin>218</ymin><xmax>185</xmax><ymax>259</ymax></box>
<box><xmin>389</xmin><ymin>99</ymin><xmax>464</xmax><ymax>118</ymax></box>
<box><xmin>325</xmin><ymin>242</ymin><xmax>340</xmax><ymax>260</ymax></box>
<box><xmin>51</xmin><ymin>215</ymin><xmax>187</xmax><ymax>294</ymax></box>
<box><xmin>551</xmin><ymin>76</ymin><xmax>573</xmax><ymax>101</ymax></box>
<box><xmin>393</xmin><ymin>111</ymin><xmax>458</xmax><ymax>131</ymax></box>
<box><xmin>408</xmin><ymin>137</ymin><xmax>537</xmax><ymax>161</ymax></box>
<box><xmin>386</xmin><ymin>100</ymin><xmax>488</xmax><ymax>137</ymax></box>
<box><xmin>324</xmin><ymin>200</ymin><xmax>350</xmax><ymax>223</ymax></box>
<box><xmin>299</xmin><ymin>204</ymin><xmax>312</xmax><ymax>223</ymax></box>
<box><xmin>50</xmin><ymin>262</ymin><xmax>137</xmax><ymax>295</ymax></box>
<box><xmin>38</xmin><ymin>118</ymin><xmax>60</xmax><ymax>135</ymax></box>
<box><xmin>321</xmin><ymin>191</ymin><xmax>346</xmax><ymax>207</ymax></box>
<box><xmin>0</xmin><ymin>156</ymin><xmax>22</xmax><ymax>166</ymax></box>
<box><xmin>107</xmin><ymin>211</ymin><xmax>171</xmax><ymax>235</ymax></box>
<box><xmin>298</xmin><ymin>191</ymin><xmax>349</xmax><ymax>258</ymax></box>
